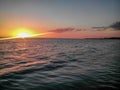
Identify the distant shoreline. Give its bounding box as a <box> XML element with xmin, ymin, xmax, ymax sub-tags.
<box><xmin>0</xmin><ymin>37</ymin><xmax>120</xmax><ymax>40</ymax></box>
<box><xmin>30</xmin><ymin>37</ymin><xmax>120</xmax><ymax>40</ymax></box>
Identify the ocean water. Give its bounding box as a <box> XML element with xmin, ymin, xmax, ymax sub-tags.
<box><xmin>0</xmin><ymin>38</ymin><xmax>120</xmax><ymax>90</ymax></box>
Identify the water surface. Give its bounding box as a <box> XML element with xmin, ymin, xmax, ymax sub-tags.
<box><xmin>0</xmin><ymin>38</ymin><xmax>120</xmax><ymax>90</ymax></box>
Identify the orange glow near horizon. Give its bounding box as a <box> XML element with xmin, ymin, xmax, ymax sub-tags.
<box><xmin>0</xmin><ymin>27</ymin><xmax>49</xmax><ymax>40</ymax></box>
<box><xmin>1</xmin><ymin>27</ymin><xmax>119</xmax><ymax>40</ymax></box>
<box><xmin>12</xmin><ymin>27</ymin><xmax>47</xmax><ymax>38</ymax></box>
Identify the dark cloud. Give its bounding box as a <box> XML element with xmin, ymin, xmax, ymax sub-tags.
<box><xmin>49</xmin><ymin>28</ymin><xmax>87</xmax><ymax>33</ymax></box>
<box><xmin>110</xmin><ymin>21</ymin><xmax>120</xmax><ymax>30</ymax></box>
<box><xmin>49</xmin><ymin>28</ymin><xmax>75</xmax><ymax>33</ymax></box>
<box><xmin>49</xmin><ymin>21</ymin><xmax>120</xmax><ymax>33</ymax></box>
<box><xmin>92</xmin><ymin>21</ymin><xmax>120</xmax><ymax>31</ymax></box>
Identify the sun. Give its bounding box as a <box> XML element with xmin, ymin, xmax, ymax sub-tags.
<box><xmin>12</xmin><ymin>27</ymin><xmax>35</xmax><ymax>38</ymax></box>
<box><xmin>0</xmin><ymin>27</ymin><xmax>48</xmax><ymax>40</ymax></box>
<box><xmin>9</xmin><ymin>27</ymin><xmax>47</xmax><ymax>39</ymax></box>
<box><xmin>16</xmin><ymin>32</ymin><xmax>30</xmax><ymax>38</ymax></box>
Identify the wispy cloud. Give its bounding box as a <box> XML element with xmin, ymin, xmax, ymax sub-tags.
<box><xmin>49</xmin><ymin>28</ymin><xmax>75</xmax><ymax>33</ymax></box>
<box><xmin>48</xmin><ymin>21</ymin><xmax>120</xmax><ymax>33</ymax></box>
<box><xmin>49</xmin><ymin>28</ymin><xmax>87</xmax><ymax>33</ymax></box>
<box><xmin>91</xmin><ymin>27</ymin><xmax>108</xmax><ymax>31</ymax></box>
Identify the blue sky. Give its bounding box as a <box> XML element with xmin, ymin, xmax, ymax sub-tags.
<box><xmin>0</xmin><ymin>0</ymin><xmax>119</xmax><ymax>27</ymax></box>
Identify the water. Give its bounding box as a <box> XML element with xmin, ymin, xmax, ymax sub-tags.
<box><xmin>0</xmin><ymin>38</ymin><xmax>120</xmax><ymax>90</ymax></box>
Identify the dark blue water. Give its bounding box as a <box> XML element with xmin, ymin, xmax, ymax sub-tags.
<box><xmin>0</xmin><ymin>38</ymin><xmax>120</xmax><ymax>90</ymax></box>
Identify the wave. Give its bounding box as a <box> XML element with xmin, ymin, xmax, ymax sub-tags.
<box><xmin>0</xmin><ymin>39</ymin><xmax>120</xmax><ymax>90</ymax></box>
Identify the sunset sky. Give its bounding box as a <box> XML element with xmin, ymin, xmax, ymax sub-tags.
<box><xmin>0</xmin><ymin>0</ymin><xmax>120</xmax><ymax>38</ymax></box>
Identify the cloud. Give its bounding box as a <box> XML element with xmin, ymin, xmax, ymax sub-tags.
<box><xmin>49</xmin><ymin>28</ymin><xmax>87</xmax><ymax>33</ymax></box>
<box><xmin>92</xmin><ymin>21</ymin><xmax>120</xmax><ymax>31</ymax></box>
<box><xmin>110</xmin><ymin>21</ymin><xmax>120</xmax><ymax>30</ymax></box>
<box><xmin>91</xmin><ymin>27</ymin><xmax>108</xmax><ymax>31</ymax></box>
<box><xmin>49</xmin><ymin>28</ymin><xmax>75</xmax><ymax>33</ymax></box>
<box><xmin>48</xmin><ymin>21</ymin><xmax>120</xmax><ymax>33</ymax></box>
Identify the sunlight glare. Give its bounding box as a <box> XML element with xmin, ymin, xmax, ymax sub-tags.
<box><xmin>16</xmin><ymin>32</ymin><xmax>30</xmax><ymax>38</ymax></box>
<box><xmin>0</xmin><ymin>27</ymin><xmax>49</xmax><ymax>40</ymax></box>
<box><xmin>13</xmin><ymin>28</ymin><xmax>34</xmax><ymax>38</ymax></box>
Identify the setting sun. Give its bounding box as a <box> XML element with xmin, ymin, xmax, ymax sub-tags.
<box><xmin>16</xmin><ymin>32</ymin><xmax>30</xmax><ymax>38</ymax></box>
<box><xmin>12</xmin><ymin>27</ymin><xmax>35</xmax><ymax>38</ymax></box>
<box><xmin>0</xmin><ymin>27</ymin><xmax>48</xmax><ymax>40</ymax></box>
<box><xmin>10</xmin><ymin>27</ymin><xmax>47</xmax><ymax>39</ymax></box>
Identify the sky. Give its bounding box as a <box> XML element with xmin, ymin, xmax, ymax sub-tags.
<box><xmin>0</xmin><ymin>0</ymin><xmax>120</xmax><ymax>38</ymax></box>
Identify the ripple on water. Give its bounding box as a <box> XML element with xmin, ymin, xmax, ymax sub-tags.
<box><xmin>0</xmin><ymin>39</ymin><xmax>120</xmax><ymax>90</ymax></box>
